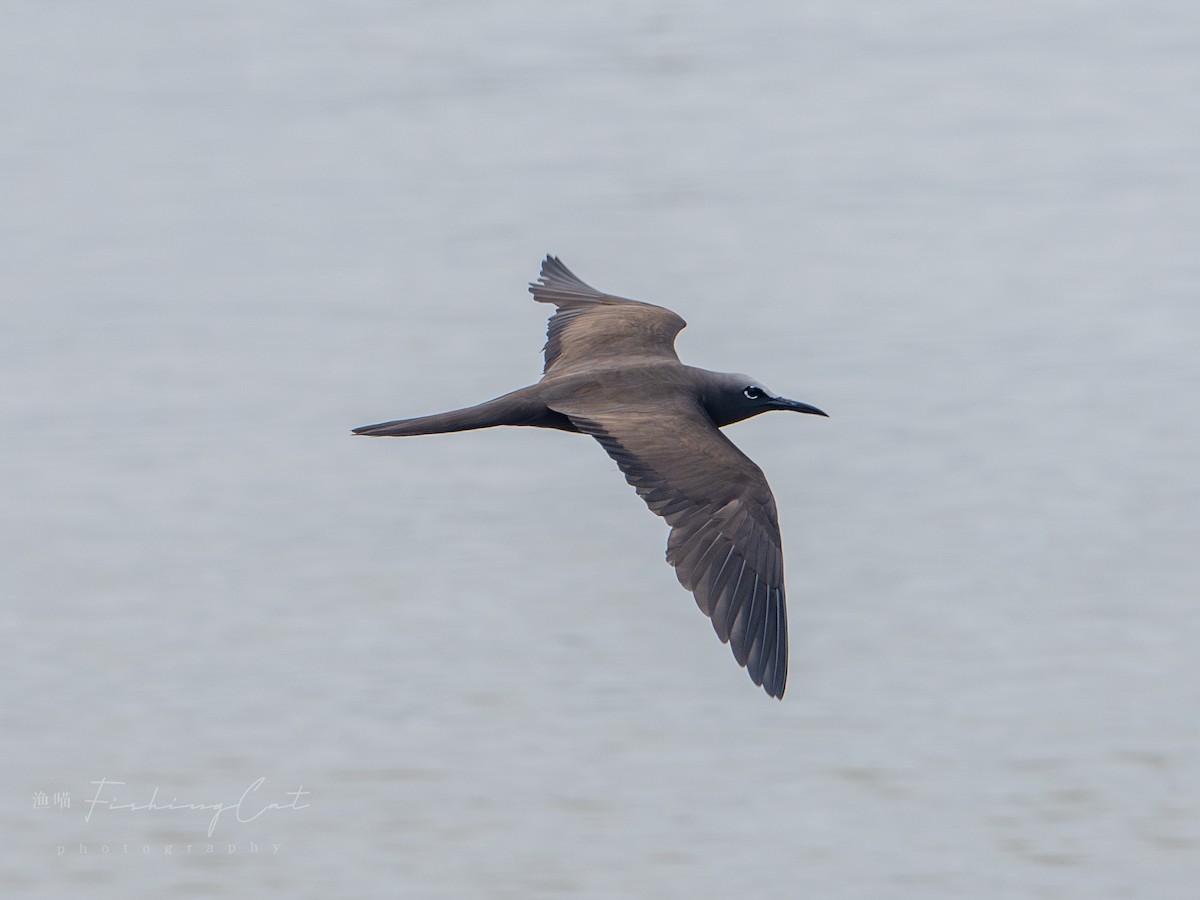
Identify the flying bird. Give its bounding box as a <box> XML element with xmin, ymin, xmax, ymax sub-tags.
<box><xmin>354</xmin><ymin>256</ymin><xmax>827</xmax><ymax>698</ymax></box>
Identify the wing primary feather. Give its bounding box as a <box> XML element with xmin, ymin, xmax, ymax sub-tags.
<box><xmin>712</xmin><ymin>560</ymin><xmax>748</xmax><ymax>644</ymax></box>
<box><xmin>725</xmin><ymin>572</ymin><xmax>757</xmax><ymax>657</ymax></box>
<box><xmin>676</xmin><ymin>527</ymin><xmax>726</xmax><ymax>589</ymax></box>
<box><xmin>698</xmin><ymin>542</ymin><xmax>738</xmax><ymax>610</ymax></box>
<box><xmin>761</xmin><ymin>589</ymin><xmax>787</xmax><ymax>698</ymax></box>
<box><xmin>772</xmin><ymin>591</ymin><xmax>788</xmax><ymax>698</ymax></box>
<box><xmin>730</xmin><ymin>576</ymin><xmax>763</xmax><ymax>667</ymax></box>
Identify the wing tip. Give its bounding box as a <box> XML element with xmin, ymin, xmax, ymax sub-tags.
<box><xmin>754</xmin><ymin>651</ymin><xmax>788</xmax><ymax>699</ymax></box>
<box><xmin>529</xmin><ymin>254</ymin><xmax>595</xmax><ymax>301</ymax></box>
<box><xmin>750</xmin><ymin>648</ymin><xmax>788</xmax><ymax>699</ymax></box>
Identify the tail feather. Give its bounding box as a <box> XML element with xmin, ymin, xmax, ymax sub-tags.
<box><xmin>353</xmin><ymin>403</ymin><xmax>508</xmax><ymax>437</ymax></box>
<box><xmin>353</xmin><ymin>388</ymin><xmax>571</xmax><ymax>436</ymax></box>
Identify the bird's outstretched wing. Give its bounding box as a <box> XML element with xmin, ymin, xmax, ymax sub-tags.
<box><xmin>529</xmin><ymin>256</ymin><xmax>687</xmax><ymax>378</ymax></box>
<box><xmin>549</xmin><ymin>396</ymin><xmax>789</xmax><ymax>698</ymax></box>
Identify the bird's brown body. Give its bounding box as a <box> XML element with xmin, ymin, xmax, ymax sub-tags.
<box><xmin>354</xmin><ymin>256</ymin><xmax>826</xmax><ymax>698</ymax></box>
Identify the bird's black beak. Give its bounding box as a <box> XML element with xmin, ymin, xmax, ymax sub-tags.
<box><xmin>772</xmin><ymin>397</ymin><xmax>829</xmax><ymax>417</ymax></box>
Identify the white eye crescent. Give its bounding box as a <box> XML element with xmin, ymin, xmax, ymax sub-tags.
<box><xmin>743</xmin><ymin>386</ymin><xmax>762</xmax><ymax>400</ymax></box>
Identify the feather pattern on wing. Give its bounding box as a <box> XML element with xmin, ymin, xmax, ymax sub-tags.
<box><xmin>550</xmin><ymin>399</ymin><xmax>790</xmax><ymax>698</ymax></box>
<box><xmin>529</xmin><ymin>256</ymin><xmax>687</xmax><ymax>378</ymax></box>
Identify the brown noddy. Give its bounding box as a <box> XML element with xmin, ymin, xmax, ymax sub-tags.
<box><xmin>354</xmin><ymin>256</ymin><xmax>827</xmax><ymax>698</ymax></box>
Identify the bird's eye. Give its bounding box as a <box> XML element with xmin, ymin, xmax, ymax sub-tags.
<box><xmin>743</xmin><ymin>386</ymin><xmax>762</xmax><ymax>400</ymax></box>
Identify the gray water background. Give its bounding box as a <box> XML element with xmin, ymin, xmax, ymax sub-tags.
<box><xmin>2</xmin><ymin>1</ymin><xmax>1198</xmax><ymax>897</ymax></box>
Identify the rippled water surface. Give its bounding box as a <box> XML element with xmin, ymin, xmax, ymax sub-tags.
<box><xmin>3</xmin><ymin>1</ymin><xmax>1198</xmax><ymax>897</ymax></box>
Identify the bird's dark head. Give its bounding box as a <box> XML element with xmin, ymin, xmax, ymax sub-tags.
<box><xmin>701</xmin><ymin>372</ymin><xmax>828</xmax><ymax>428</ymax></box>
